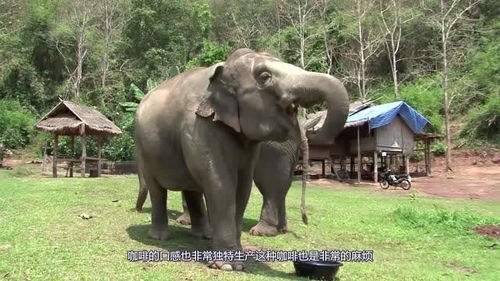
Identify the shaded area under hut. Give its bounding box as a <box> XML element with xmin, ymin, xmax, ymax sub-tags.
<box><xmin>307</xmin><ymin>101</ymin><xmax>443</xmax><ymax>182</ymax></box>
<box><xmin>35</xmin><ymin>100</ymin><xmax>122</xmax><ymax>178</ymax></box>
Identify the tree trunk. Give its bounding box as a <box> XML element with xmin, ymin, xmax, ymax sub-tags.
<box><xmin>441</xmin><ymin>1</ymin><xmax>452</xmax><ymax>173</ymax></box>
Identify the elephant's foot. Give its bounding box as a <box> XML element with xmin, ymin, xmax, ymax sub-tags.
<box><xmin>249</xmin><ymin>221</ymin><xmax>285</xmax><ymax>237</ymax></box>
<box><xmin>208</xmin><ymin>261</ymin><xmax>244</xmax><ymax>271</ymax></box>
<box><xmin>148</xmin><ymin>227</ymin><xmax>170</xmax><ymax>240</ymax></box>
<box><xmin>175</xmin><ymin>213</ymin><xmax>191</xmax><ymax>225</ymax></box>
<box><xmin>191</xmin><ymin>225</ymin><xmax>212</xmax><ymax>240</ymax></box>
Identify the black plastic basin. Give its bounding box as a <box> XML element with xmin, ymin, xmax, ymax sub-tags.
<box><xmin>293</xmin><ymin>260</ymin><xmax>343</xmax><ymax>281</ymax></box>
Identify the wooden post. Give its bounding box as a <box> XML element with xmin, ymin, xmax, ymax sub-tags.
<box><xmin>81</xmin><ymin>135</ymin><xmax>86</xmax><ymax>178</ymax></box>
<box><xmin>357</xmin><ymin>126</ymin><xmax>361</xmax><ymax>183</ymax></box>
<box><xmin>70</xmin><ymin>136</ymin><xmax>75</xmax><ymax>177</ymax></box>
<box><xmin>350</xmin><ymin>156</ymin><xmax>354</xmax><ymax>178</ymax></box>
<box><xmin>373</xmin><ymin>151</ymin><xmax>378</xmax><ymax>183</ymax></box>
<box><xmin>52</xmin><ymin>134</ymin><xmax>58</xmax><ymax>178</ymax></box>
<box><xmin>41</xmin><ymin>142</ymin><xmax>47</xmax><ymax>172</ymax></box>
<box><xmin>405</xmin><ymin>154</ymin><xmax>410</xmax><ymax>175</ymax></box>
<box><xmin>321</xmin><ymin>160</ymin><xmax>325</xmax><ymax>178</ymax></box>
<box><xmin>97</xmin><ymin>137</ymin><xmax>103</xmax><ymax>177</ymax></box>
<box><xmin>424</xmin><ymin>139</ymin><xmax>431</xmax><ymax>176</ymax></box>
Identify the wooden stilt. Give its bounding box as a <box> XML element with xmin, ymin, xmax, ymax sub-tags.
<box><xmin>425</xmin><ymin>139</ymin><xmax>431</xmax><ymax>176</ymax></box>
<box><xmin>81</xmin><ymin>135</ymin><xmax>86</xmax><ymax>178</ymax></box>
<box><xmin>357</xmin><ymin>126</ymin><xmax>361</xmax><ymax>183</ymax></box>
<box><xmin>52</xmin><ymin>134</ymin><xmax>58</xmax><ymax>178</ymax></box>
<box><xmin>70</xmin><ymin>136</ymin><xmax>75</xmax><ymax>177</ymax></box>
<box><xmin>405</xmin><ymin>155</ymin><xmax>410</xmax><ymax>175</ymax></box>
<box><xmin>97</xmin><ymin>137</ymin><xmax>103</xmax><ymax>177</ymax></box>
<box><xmin>373</xmin><ymin>151</ymin><xmax>378</xmax><ymax>183</ymax></box>
<box><xmin>321</xmin><ymin>160</ymin><xmax>325</xmax><ymax>178</ymax></box>
<box><xmin>350</xmin><ymin>156</ymin><xmax>354</xmax><ymax>178</ymax></box>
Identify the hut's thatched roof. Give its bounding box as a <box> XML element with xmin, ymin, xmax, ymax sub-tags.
<box><xmin>35</xmin><ymin>101</ymin><xmax>122</xmax><ymax>136</ymax></box>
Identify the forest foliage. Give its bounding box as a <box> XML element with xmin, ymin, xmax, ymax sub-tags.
<box><xmin>0</xmin><ymin>0</ymin><xmax>498</xmax><ymax>160</ymax></box>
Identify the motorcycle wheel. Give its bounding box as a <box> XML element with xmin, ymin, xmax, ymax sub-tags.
<box><xmin>400</xmin><ymin>180</ymin><xmax>411</xmax><ymax>190</ymax></box>
<box><xmin>380</xmin><ymin>180</ymin><xmax>390</xmax><ymax>189</ymax></box>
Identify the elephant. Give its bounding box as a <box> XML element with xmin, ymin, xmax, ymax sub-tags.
<box><xmin>134</xmin><ymin>48</ymin><xmax>349</xmax><ymax>271</ymax></box>
<box><xmin>136</xmin><ymin>116</ymin><xmax>322</xmax><ymax>237</ymax></box>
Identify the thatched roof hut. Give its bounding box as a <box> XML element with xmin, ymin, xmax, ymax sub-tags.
<box><xmin>35</xmin><ymin>100</ymin><xmax>122</xmax><ymax>136</ymax></box>
<box><xmin>35</xmin><ymin>100</ymin><xmax>122</xmax><ymax>178</ymax></box>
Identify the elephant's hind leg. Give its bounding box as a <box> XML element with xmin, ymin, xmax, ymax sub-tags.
<box><xmin>135</xmin><ymin>172</ymin><xmax>148</xmax><ymax>212</ymax></box>
<box><xmin>176</xmin><ymin>193</ymin><xmax>192</xmax><ymax>225</ymax></box>
<box><xmin>146</xmin><ymin>174</ymin><xmax>169</xmax><ymax>240</ymax></box>
<box><xmin>183</xmin><ymin>191</ymin><xmax>211</xmax><ymax>239</ymax></box>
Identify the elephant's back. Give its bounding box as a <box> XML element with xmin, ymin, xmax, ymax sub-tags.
<box><xmin>133</xmin><ymin>66</ymin><xmax>216</xmax><ymax>191</ymax></box>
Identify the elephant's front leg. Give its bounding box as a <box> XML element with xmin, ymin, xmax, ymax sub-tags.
<box><xmin>204</xmin><ymin>181</ymin><xmax>244</xmax><ymax>271</ymax></box>
<box><xmin>250</xmin><ymin>184</ymin><xmax>289</xmax><ymax>236</ymax></box>
<box><xmin>251</xmin><ymin>154</ymin><xmax>294</xmax><ymax>236</ymax></box>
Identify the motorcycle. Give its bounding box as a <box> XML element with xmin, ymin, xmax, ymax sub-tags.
<box><xmin>378</xmin><ymin>169</ymin><xmax>412</xmax><ymax>190</ymax></box>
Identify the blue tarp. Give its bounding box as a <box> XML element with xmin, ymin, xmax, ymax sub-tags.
<box><xmin>346</xmin><ymin>101</ymin><xmax>429</xmax><ymax>134</ymax></box>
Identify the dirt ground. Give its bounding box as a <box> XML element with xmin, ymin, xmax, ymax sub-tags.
<box><xmin>307</xmin><ymin>149</ymin><xmax>500</xmax><ymax>201</ymax></box>
<box><xmin>3</xmin><ymin>149</ymin><xmax>500</xmax><ymax>201</ymax></box>
<box><xmin>474</xmin><ymin>225</ymin><xmax>500</xmax><ymax>239</ymax></box>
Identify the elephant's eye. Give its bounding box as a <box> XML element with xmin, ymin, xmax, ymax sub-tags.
<box><xmin>257</xmin><ymin>72</ymin><xmax>272</xmax><ymax>86</ymax></box>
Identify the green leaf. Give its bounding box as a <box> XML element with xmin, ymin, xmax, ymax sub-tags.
<box><xmin>130</xmin><ymin>83</ymin><xmax>145</xmax><ymax>101</ymax></box>
<box><xmin>119</xmin><ymin>102</ymin><xmax>138</xmax><ymax>108</ymax></box>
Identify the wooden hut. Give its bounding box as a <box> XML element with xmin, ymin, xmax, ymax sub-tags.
<box><xmin>35</xmin><ymin>100</ymin><xmax>122</xmax><ymax>178</ymax></box>
<box><xmin>308</xmin><ymin>101</ymin><xmax>441</xmax><ymax>182</ymax></box>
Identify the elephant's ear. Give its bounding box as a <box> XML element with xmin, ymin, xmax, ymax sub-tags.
<box><xmin>196</xmin><ymin>64</ymin><xmax>241</xmax><ymax>133</ymax></box>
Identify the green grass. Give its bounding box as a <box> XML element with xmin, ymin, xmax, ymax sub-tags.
<box><xmin>0</xmin><ymin>171</ymin><xmax>499</xmax><ymax>281</ymax></box>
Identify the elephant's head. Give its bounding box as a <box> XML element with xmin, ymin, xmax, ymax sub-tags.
<box><xmin>196</xmin><ymin>48</ymin><xmax>349</xmax><ymax>142</ymax></box>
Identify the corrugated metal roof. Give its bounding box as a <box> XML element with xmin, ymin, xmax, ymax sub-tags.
<box><xmin>308</xmin><ymin>101</ymin><xmax>430</xmax><ymax>134</ymax></box>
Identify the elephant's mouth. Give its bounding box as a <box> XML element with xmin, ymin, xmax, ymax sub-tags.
<box><xmin>285</xmin><ymin>103</ymin><xmax>298</xmax><ymax>119</ymax></box>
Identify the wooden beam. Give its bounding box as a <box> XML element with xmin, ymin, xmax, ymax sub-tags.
<box><xmin>373</xmin><ymin>151</ymin><xmax>378</xmax><ymax>183</ymax></box>
<box><xmin>81</xmin><ymin>135</ymin><xmax>86</xmax><ymax>178</ymax></box>
<box><xmin>97</xmin><ymin>137</ymin><xmax>103</xmax><ymax>177</ymax></box>
<box><xmin>52</xmin><ymin>134</ymin><xmax>58</xmax><ymax>178</ymax></box>
<box><xmin>357</xmin><ymin>126</ymin><xmax>361</xmax><ymax>183</ymax></box>
<box><xmin>70</xmin><ymin>136</ymin><xmax>75</xmax><ymax>177</ymax></box>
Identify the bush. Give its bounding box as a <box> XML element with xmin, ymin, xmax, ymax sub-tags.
<box><xmin>390</xmin><ymin>205</ymin><xmax>497</xmax><ymax>235</ymax></box>
<box><xmin>103</xmin><ymin>112</ymin><xmax>135</xmax><ymax>161</ymax></box>
<box><xmin>0</xmin><ymin>100</ymin><xmax>36</xmax><ymax>149</ymax></box>
<box><xmin>430</xmin><ymin>141</ymin><xmax>446</xmax><ymax>156</ymax></box>
<box><xmin>185</xmin><ymin>41</ymin><xmax>230</xmax><ymax>70</ymax></box>
<box><xmin>460</xmin><ymin>96</ymin><xmax>500</xmax><ymax>144</ymax></box>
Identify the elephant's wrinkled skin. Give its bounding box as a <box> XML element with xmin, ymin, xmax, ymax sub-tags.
<box><xmin>136</xmin><ymin>118</ymin><xmax>321</xmax><ymax>236</ymax></box>
<box><xmin>134</xmin><ymin>49</ymin><xmax>349</xmax><ymax>270</ymax></box>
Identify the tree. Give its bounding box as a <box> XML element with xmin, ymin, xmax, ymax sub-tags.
<box><xmin>426</xmin><ymin>0</ymin><xmax>482</xmax><ymax>172</ymax></box>
<box><xmin>99</xmin><ymin>0</ymin><xmax>130</xmax><ymax>90</ymax></box>
<box><xmin>379</xmin><ymin>0</ymin><xmax>413</xmax><ymax>99</ymax></box>
<box><xmin>277</xmin><ymin>0</ymin><xmax>322</xmax><ymax>69</ymax></box>
<box><xmin>337</xmin><ymin>0</ymin><xmax>383</xmax><ymax>101</ymax></box>
<box><xmin>52</xmin><ymin>0</ymin><xmax>98</xmax><ymax>99</ymax></box>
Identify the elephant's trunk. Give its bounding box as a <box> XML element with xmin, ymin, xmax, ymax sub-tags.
<box><xmin>268</xmin><ymin>61</ymin><xmax>349</xmax><ymax>142</ymax></box>
<box><xmin>291</xmin><ymin>73</ymin><xmax>349</xmax><ymax>143</ymax></box>
<box><xmin>267</xmin><ymin>61</ymin><xmax>349</xmax><ymax>226</ymax></box>
<box><xmin>299</xmin><ymin>123</ymin><xmax>309</xmax><ymax>225</ymax></box>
